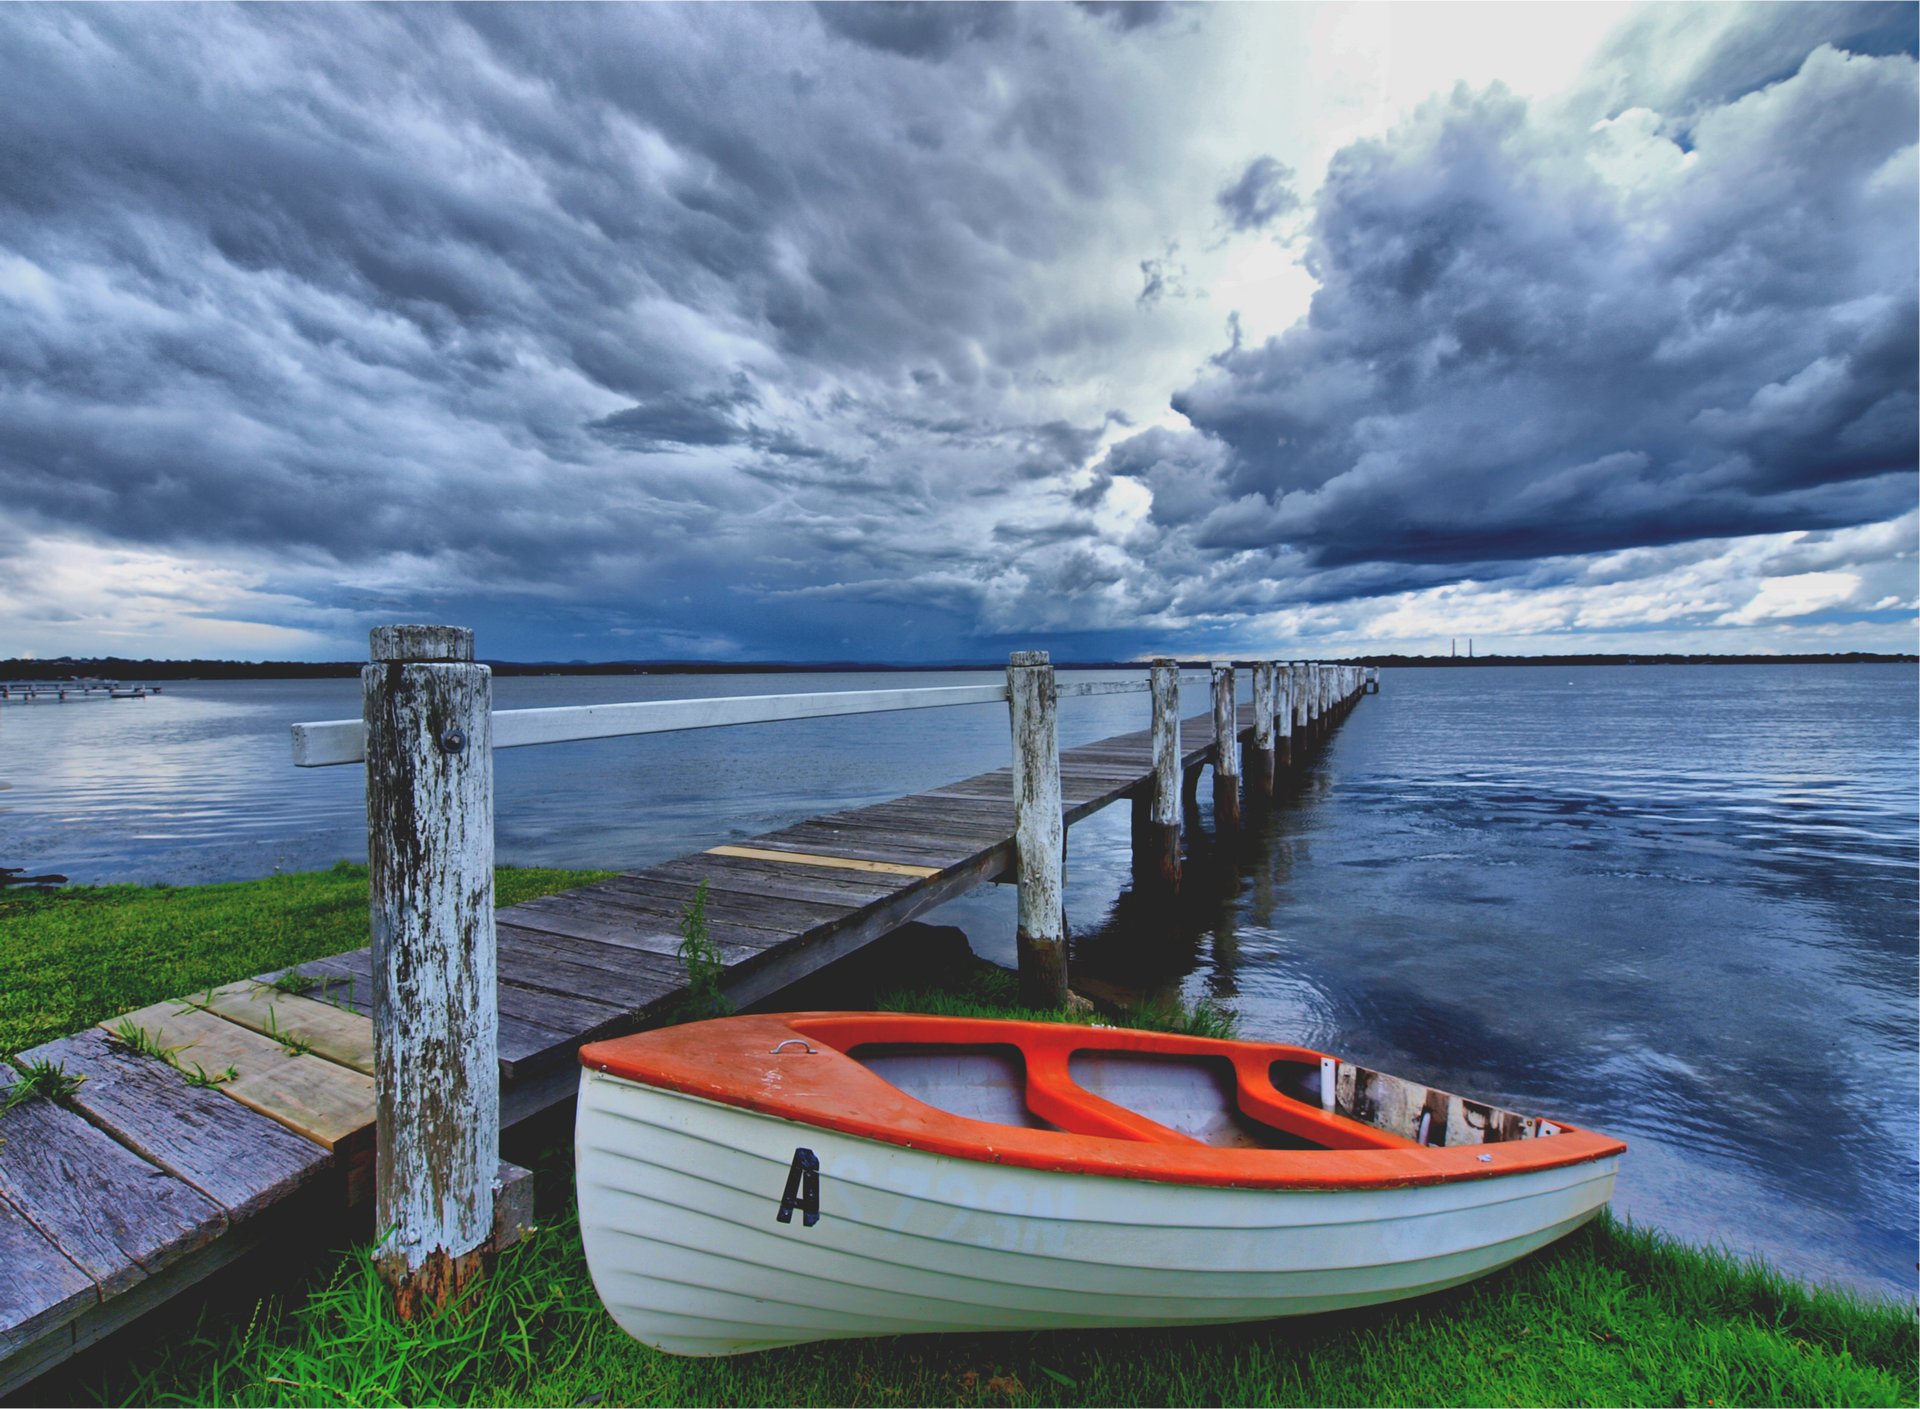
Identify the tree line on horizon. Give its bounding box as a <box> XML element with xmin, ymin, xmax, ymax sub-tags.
<box><xmin>1</xmin><ymin>651</ymin><xmax>1912</xmax><ymax>681</ymax></box>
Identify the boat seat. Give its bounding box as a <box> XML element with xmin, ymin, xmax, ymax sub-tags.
<box><xmin>1024</xmin><ymin>1052</ymin><xmax>1206</xmax><ymax>1145</ymax></box>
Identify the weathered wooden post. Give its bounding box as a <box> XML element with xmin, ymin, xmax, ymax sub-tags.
<box><xmin>1275</xmin><ymin>661</ymin><xmax>1294</xmax><ymax>771</ymax></box>
<box><xmin>1248</xmin><ymin>661</ymin><xmax>1275</xmax><ymax>803</ymax></box>
<box><xmin>1135</xmin><ymin>657</ymin><xmax>1182</xmax><ymax>893</ymax></box>
<box><xmin>1210</xmin><ymin>662</ymin><xmax>1241</xmax><ymax>832</ymax></box>
<box><xmin>1008</xmin><ymin>650</ymin><xmax>1067</xmax><ymax>1007</ymax></box>
<box><xmin>364</xmin><ymin>624</ymin><xmax>498</xmax><ymax>1317</ymax></box>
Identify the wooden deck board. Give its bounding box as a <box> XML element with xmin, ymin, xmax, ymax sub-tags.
<box><xmin>0</xmin><ymin>1065</ymin><xmax>226</xmax><ymax>1300</ymax></box>
<box><xmin>100</xmin><ymin>1003</ymin><xmax>375</xmax><ymax>1155</ymax></box>
<box><xmin>191</xmin><ymin>983</ymin><xmax>377</xmax><ymax>1076</ymax></box>
<box><xmin>21</xmin><ymin>1029</ymin><xmax>335</xmax><ymax>1223</ymax></box>
<box><xmin>0</xmin><ymin>1196</ymin><xmax>93</xmax><ymax>1362</ymax></box>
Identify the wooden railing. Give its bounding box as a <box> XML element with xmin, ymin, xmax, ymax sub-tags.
<box><xmin>289</xmin><ymin>627</ymin><xmax>1371</xmax><ymax>1311</ymax></box>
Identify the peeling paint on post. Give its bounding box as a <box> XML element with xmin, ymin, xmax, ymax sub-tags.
<box><xmin>1008</xmin><ymin>651</ymin><xmax>1067</xmax><ymax>1007</ymax></box>
<box><xmin>1137</xmin><ymin>658</ymin><xmax>1181</xmax><ymax>893</ymax></box>
<box><xmin>364</xmin><ymin>624</ymin><xmax>498</xmax><ymax>1318</ymax></box>
<box><xmin>1275</xmin><ymin>661</ymin><xmax>1294</xmax><ymax>771</ymax></box>
<box><xmin>1210</xmin><ymin>662</ymin><xmax>1241</xmax><ymax>833</ymax></box>
<box><xmin>1248</xmin><ymin>661</ymin><xmax>1275</xmax><ymax>803</ymax></box>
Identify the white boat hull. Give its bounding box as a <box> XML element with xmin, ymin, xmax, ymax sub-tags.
<box><xmin>576</xmin><ymin>1068</ymin><xmax>1619</xmax><ymax>1356</ymax></box>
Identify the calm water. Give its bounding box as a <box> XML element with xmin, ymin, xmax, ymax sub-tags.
<box><xmin>1</xmin><ymin>665</ymin><xmax>1914</xmax><ymax>1297</ymax></box>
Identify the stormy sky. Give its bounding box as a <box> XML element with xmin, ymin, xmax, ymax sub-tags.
<box><xmin>0</xmin><ymin>2</ymin><xmax>1913</xmax><ymax>661</ymax></box>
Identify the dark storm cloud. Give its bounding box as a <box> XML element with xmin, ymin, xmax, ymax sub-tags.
<box><xmin>1073</xmin><ymin>2</ymin><xmax>1180</xmax><ymax>35</ymax></box>
<box><xmin>1136</xmin><ymin>37</ymin><xmax>1918</xmax><ymax>592</ymax></box>
<box><xmin>1215</xmin><ymin>156</ymin><xmax>1299</xmax><ymax>233</ymax></box>
<box><xmin>0</xmin><ymin>2</ymin><xmax>1194</xmax><ymax>656</ymax></box>
<box><xmin>588</xmin><ymin>381</ymin><xmax>758</xmax><ymax>451</ymax></box>
<box><xmin>813</xmin><ymin>2</ymin><xmax>1013</xmax><ymax>58</ymax></box>
<box><xmin>1593</xmin><ymin>1</ymin><xmax>1917</xmax><ymax>114</ymax></box>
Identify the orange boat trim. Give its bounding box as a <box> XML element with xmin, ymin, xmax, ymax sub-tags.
<box><xmin>579</xmin><ymin>1013</ymin><xmax>1627</xmax><ymax>1192</ymax></box>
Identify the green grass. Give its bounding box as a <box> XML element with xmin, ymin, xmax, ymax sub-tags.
<box><xmin>0</xmin><ymin>862</ymin><xmax>615</xmax><ymax>1059</ymax></box>
<box><xmin>6</xmin><ymin>868</ymin><xmax>1913</xmax><ymax>1405</ymax></box>
<box><xmin>86</xmin><ymin>1199</ymin><xmax>1916</xmax><ymax>1409</ymax></box>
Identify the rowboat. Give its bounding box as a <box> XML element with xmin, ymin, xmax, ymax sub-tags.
<box><xmin>576</xmin><ymin>1012</ymin><xmax>1624</xmax><ymax>1356</ymax></box>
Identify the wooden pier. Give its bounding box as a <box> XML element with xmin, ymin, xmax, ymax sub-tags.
<box><xmin>0</xmin><ymin>678</ymin><xmax>158</xmax><ymax>704</ymax></box>
<box><xmin>0</xmin><ymin>640</ymin><xmax>1370</xmax><ymax>1390</ymax></box>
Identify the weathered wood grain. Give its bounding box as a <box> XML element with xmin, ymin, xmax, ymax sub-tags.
<box><xmin>190</xmin><ymin>983</ymin><xmax>376</xmax><ymax>1075</ymax></box>
<box><xmin>0</xmin><ymin>1175</ymin><xmax>94</xmax><ymax>1361</ymax></box>
<box><xmin>1008</xmin><ymin>650</ymin><xmax>1066</xmax><ymax>1006</ymax></box>
<box><xmin>364</xmin><ymin>625</ymin><xmax>498</xmax><ymax>1296</ymax></box>
<box><xmin>23</xmin><ymin>1029</ymin><xmax>333</xmax><ymax>1222</ymax></box>
<box><xmin>648</xmin><ymin>855</ymin><xmax>908</xmax><ymax>906</ymax></box>
<box><xmin>0</xmin><ymin>1065</ymin><xmax>225</xmax><ymax>1300</ymax></box>
<box><xmin>100</xmin><ymin>1002</ymin><xmax>374</xmax><ymax>1154</ymax></box>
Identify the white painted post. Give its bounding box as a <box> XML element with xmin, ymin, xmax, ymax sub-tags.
<box><xmin>1210</xmin><ymin>662</ymin><xmax>1241</xmax><ymax>831</ymax></box>
<box><xmin>1276</xmin><ymin>661</ymin><xmax>1294</xmax><ymax>771</ymax></box>
<box><xmin>1008</xmin><ymin>650</ymin><xmax>1067</xmax><ymax>1007</ymax></box>
<box><xmin>1140</xmin><ymin>658</ymin><xmax>1182</xmax><ymax>892</ymax></box>
<box><xmin>1249</xmin><ymin>661</ymin><xmax>1275</xmax><ymax>802</ymax></box>
<box><xmin>364</xmin><ymin>624</ymin><xmax>498</xmax><ymax>1317</ymax></box>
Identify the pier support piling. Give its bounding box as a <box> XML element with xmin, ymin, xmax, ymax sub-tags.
<box><xmin>1210</xmin><ymin>662</ymin><xmax>1241</xmax><ymax>833</ymax></box>
<box><xmin>1134</xmin><ymin>658</ymin><xmax>1182</xmax><ymax>894</ymax></box>
<box><xmin>1276</xmin><ymin>662</ymin><xmax>1294</xmax><ymax>771</ymax></box>
<box><xmin>1248</xmin><ymin>661</ymin><xmax>1275</xmax><ymax>804</ymax></box>
<box><xmin>1008</xmin><ymin>650</ymin><xmax>1068</xmax><ymax>1008</ymax></box>
<box><xmin>364</xmin><ymin>624</ymin><xmax>499</xmax><ymax>1318</ymax></box>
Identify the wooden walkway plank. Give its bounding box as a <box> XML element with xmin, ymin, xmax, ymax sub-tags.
<box><xmin>188</xmin><ymin>983</ymin><xmax>377</xmax><ymax>1076</ymax></box>
<box><xmin>505</xmin><ymin>889</ymin><xmax>781</xmax><ymax>955</ymax></box>
<box><xmin>99</xmin><ymin>1002</ymin><xmax>374</xmax><ymax>1155</ymax></box>
<box><xmin>0</xmin><ymin>1179</ymin><xmax>94</xmax><ymax>1361</ymax></box>
<box><xmin>754</xmin><ymin>823</ymin><xmax>997</xmax><ymax>869</ymax></box>
<box><xmin>284</xmin><ymin>951</ymin><xmax>579</xmax><ymax>1073</ymax></box>
<box><xmin>0</xmin><ymin>1065</ymin><xmax>226</xmax><ymax>1300</ymax></box>
<box><xmin>21</xmin><ymin>1029</ymin><xmax>334</xmax><ymax>1221</ymax></box>
<box><xmin>600</xmin><ymin>874</ymin><xmax>861</xmax><ymax>933</ymax></box>
<box><xmin>490</xmin><ymin>924</ymin><xmax>684</xmax><ymax>1011</ymax></box>
<box><xmin>647</xmin><ymin>855</ymin><xmax>910</xmax><ymax>907</ymax></box>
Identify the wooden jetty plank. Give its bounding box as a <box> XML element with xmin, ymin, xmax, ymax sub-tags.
<box><xmin>286</xmin><ymin>951</ymin><xmax>579</xmax><ymax>1073</ymax></box>
<box><xmin>721</xmin><ymin>842</ymin><xmax>1015</xmax><ymax>1011</ymax></box>
<box><xmin>100</xmin><ymin>1002</ymin><xmax>374</xmax><ymax>1154</ymax></box>
<box><xmin>0</xmin><ymin>1065</ymin><xmax>225</xmax><ymax>1301</ymax></box>
<box><xmin>703</xmin><ymin>844</ymin><xmax>939</xmax><ymax>878</ymax></box>
<box><xmin>506</xmin><ymin>888</ymin><xmax>783</xmax><ymax>953</ymax></box>
<box><xmin>491</xmin><ymin>924</ymin><xmax>684</xmax><ymax>1011</ymax></box>
<box><xmin>826</xmin><ymin>804</ymin><xmax>1016</xmax><ymax>841</ymax></box>
<box><xmin>575</xmin><ymin>875</ymin><xmax>856</xmax><ymax>938</ymax></box>
<box><xmin>190</xmin><ymin>983</ymin><xmax>377</xmax><ymax>1076</ymax></box>
<box><xmin>22</xmin><ymin>1029</ymin><xmax>334</xmax><ymax>1223</ymax></box>
<box><xmin>648</xmin><ymin>855</ymin><xmax>909</xmax><ymax>907</ymax></box>
<box><xmin>603</xmin><ymin>874</ymin><xmax>862</xmax><ymax>934</ymax></box>
<box><xmin>755</xmin><ymin>822</ymin><xmax>997</xmax><ymax>868</ymax></box>
<box><xmin>0</xmin><ymin>1189</ymin><xmax>94</xmax><ymax>1362</ymax></box>
<box><xmin>573</xmin><ymin>879</ymin><xmax>855</xmax><ymax>949</ymax></box>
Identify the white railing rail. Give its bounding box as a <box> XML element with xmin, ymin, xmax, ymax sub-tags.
<box><xmin>290</xmin><ymin>673</ymin><xmax>1204</xmax><ymax>767</ymax></box>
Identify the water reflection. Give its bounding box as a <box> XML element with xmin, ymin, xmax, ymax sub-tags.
<box><xmin>1057</xmin><ymin>665</ymin><xmax>1916</xmax><ymax>1300</ymax></box>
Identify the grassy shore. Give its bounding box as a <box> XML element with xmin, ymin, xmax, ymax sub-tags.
<box><xmin>4</xmin><ymin>872</ymin><xmax>1914</xmax><ymax>1407</ymax></box>
<box><xmin>0</xmin><ymin>862</ymin><xmax>616</xmax><ymax>1057</ymax></box>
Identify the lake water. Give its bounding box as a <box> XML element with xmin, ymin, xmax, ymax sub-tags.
<box><xmin>1</xmin><ymin>664</ymin><xmax>1913</xmax><ymax>1297</ymax></box>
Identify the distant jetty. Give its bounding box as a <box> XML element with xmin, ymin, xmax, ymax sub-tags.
<box><xmin>0</xmin><ymin>676</ymin><xmax>160</xmax><ymax>703</ymax></box>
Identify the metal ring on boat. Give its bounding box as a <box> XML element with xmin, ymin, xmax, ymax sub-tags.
<box><xmin>770</xmin><ymin>1039</ymin><xmax>817</xmax><ymax>1055</ymax></box>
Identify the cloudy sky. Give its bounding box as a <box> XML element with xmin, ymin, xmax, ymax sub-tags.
<box><xmin>0</xmin><ymin>2</ymin><xmax>1913</xmax><ymax>662</ymax></box>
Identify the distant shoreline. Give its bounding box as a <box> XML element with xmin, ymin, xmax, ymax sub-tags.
<box><xmin>2</xmin><ymin>651</ymin><xmax>1913</xmax><ymax>681</ymax></box>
